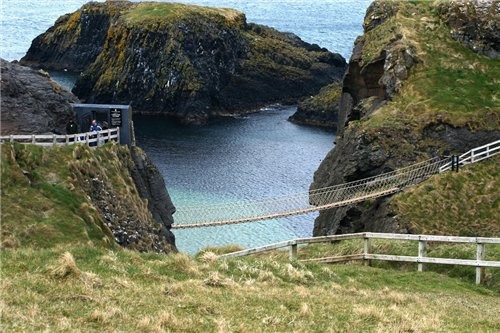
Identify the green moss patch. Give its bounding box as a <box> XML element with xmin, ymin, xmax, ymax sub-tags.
<box><xmin>123</xmin><ymin>2</ymin><xmax>244</xmax><ymax>28</ymax></box>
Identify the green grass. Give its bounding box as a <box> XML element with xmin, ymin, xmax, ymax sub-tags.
<box><xmin>123</xmin><ymin>2</ymin><xmax>244</xmax><ymax>29</ymax></box>
<box><xmin>298</xmin><ymin>82</ymin><xmax>342</xmax><ymax>113</ymax></box>
<box><xmin>391</xmin><ymin>154</ymin><xmax>500</xmax><ymax>237</ymax></box>
<box><xmin>0</xmin><ymin>143</ymin><xmax>154</xmax><ymax>249</ymax></box>
<box><xmin>1</xmin><ymin>244</ymin><xmax>499</xmax><ymax>332</ymax></box>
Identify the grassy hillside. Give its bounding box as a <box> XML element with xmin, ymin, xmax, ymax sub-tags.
<box><xmin>123</xmin><ymin>2</ymin><xmax>245</xmax><ymax>29</ymax></box>
<box><xmin>1</xmin><ymin>244</ymin><xmax>499</xmax><ymax>332</ymax></box>
<box><xmin>392</xmin><ymin>155</ymin><xmax>500</xmax><ymax>237</ymax></box>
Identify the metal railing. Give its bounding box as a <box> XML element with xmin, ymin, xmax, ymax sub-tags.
<box><xmin>218</xmin><ymin>232</ymin><xmax>500</xmax><ymax>285</ymax></box>
<box><xmin>0</xmin><ymin>128</ymin><xmax>120</xmax><ymax>147</ymax></box>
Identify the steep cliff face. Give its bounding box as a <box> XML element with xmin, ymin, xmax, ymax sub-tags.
<box><xmin>0</xmin><ymin>59</ymin><xmax>78</xmax><ymax>135</ymax></box>
<box><xmin>311</xmin><ymin>0</ymin><xmax>500</xmax><ymax>236</ymax></box>
<box><xmin>21</xmin><ymin>1</ymin><xmax>346</xmax><ymax>125</ymax></box>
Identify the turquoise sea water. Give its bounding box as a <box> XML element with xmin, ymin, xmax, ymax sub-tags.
<box><xmin>1</xmin><ymin>0</ymin><xmax>371</xmax><ymax>254</ymax></box>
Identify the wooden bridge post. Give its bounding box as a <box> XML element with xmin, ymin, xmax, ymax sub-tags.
<box><xmin>363</xmin><ymin>235</ymin><xmax>371</xmax><ymax>266</ymax></box>
<box><xmin>418</xmin><ymin>239</ymin><xmax>427</xmax><ymax>272</ymax></box>
<box><xmin>289</xmin><ymin>242</ymin><xmax>298</xmax><ymax>261</ymax></box>
<box><xmin>476</xmin><ymin>243</ymin><xmax>485</xmax><ymax>285</ymax></box>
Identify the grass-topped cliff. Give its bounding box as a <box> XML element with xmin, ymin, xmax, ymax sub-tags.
<box><xmin>21</xmin><ymin>1</ymin><xmax>346</xmax><ymax>125</ymax></box>
<box><xmin>1</xmin><ymin>143</ymin><xmax>175</xmax><ymax>252</ymax></box>
<box><xmin>311</xmin><ymin>0</ymin><xmax>500</xmax><ymax>236</ymax></box>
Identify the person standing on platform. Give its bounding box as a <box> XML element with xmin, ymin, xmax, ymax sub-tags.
<box><xmin>89</xmin><ymin>119</ymin><xmax>102</xmax><ymax>146</ymax></box>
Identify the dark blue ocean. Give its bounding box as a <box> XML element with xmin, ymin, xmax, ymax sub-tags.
<box><xmin>1</xmin><ymin>0</ymin><xmax>371</xmax><ymax>253</ymax></box>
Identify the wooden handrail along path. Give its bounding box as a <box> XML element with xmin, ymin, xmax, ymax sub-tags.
<box><xmin>218</xmin><ymin>232</ymin><xmax>500</xmax><ymax>285</ymax></box>
<box><xmin>172</xmin><ymin>140</ymin><xmax>500</xmax><ymax>229</ymax></box>
<box><xmin>0</xmin><ymin>128</ymin><xmax>120</xmax><ymax>147</ymax></box>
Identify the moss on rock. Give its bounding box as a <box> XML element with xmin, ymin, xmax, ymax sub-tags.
<box><xmin>311</xmin><ymin>0</ymin><xmax>500</xmax><ymax>236</ymax></box>
<box><xmin>21</xmin><ymin>1</ymin><xmax>346</xmax><ymax>125</ymax></box>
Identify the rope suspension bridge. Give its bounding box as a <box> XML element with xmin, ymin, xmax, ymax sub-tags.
<box><xmin>2</xmin><ymin>130</ymin><xmax>497</xmax><ymax>230</ymax></box>
<box><xmin>173</xmin><ymin>140</ymin><xmax>500</xmax><ymax>229</ymax></box>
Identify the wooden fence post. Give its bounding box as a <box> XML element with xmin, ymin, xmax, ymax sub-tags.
<box><xmin>32</xmin><ymin>135</ymin><xmax>36</xmax><ymax>144</ymax></box>
<box><xmin>418</xmin><ymin>239</ymin><xmax>427</xmax><ymax>272</ymax></box>
<box><xmin>363</xmin><ymin>236</ymin><xmax>371</xmax><ymax>266</ymax></box>
<box><xmin>289</xmin><ymin>242</ymin><xmax>298</xmax><ymax>261</ymax></box>
<box><xmin>476</xmin><ymin>243</ymin><xmax>485</xmax><ymax>285</ymax></box>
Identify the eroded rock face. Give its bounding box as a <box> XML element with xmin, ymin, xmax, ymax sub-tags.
<box><xmin>129</xmin><ymin>146</ymin><xmax>176</xmax><ymax>246</ymax></box>
<box><xmin>0</xmin><ymin>58</ymin><xmax>78</xmax><ymax>135</ymax></box>
<box><xmin>439</xmin><ymin>0</ymin><xmax>499</xmax><ymax>58</ymax></box>
<box><xmin>20</xmin><ymin>1</ymin><xmax>346</xmax><ymax>125</ymax></box>
<box><xmin>70</xmin><ymin>144</ymin><xmax>177</xmax><ymax>253</ymax></box>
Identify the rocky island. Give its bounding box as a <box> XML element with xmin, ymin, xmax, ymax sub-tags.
<box><xmin>21</xmin><ymin>1</ymin><xmax>346</xmax><ymax>125</ymax></box>
<box><xmin>310</xmin><ymin>0</ymin><xmax>499</xmax><ymax>236</ymax></box>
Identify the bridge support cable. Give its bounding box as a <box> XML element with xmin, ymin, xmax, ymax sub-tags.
<box><xmin>172</xmin><ymin>157</ymin><xmax>449</xmax><ymax>229</ymax></box>
<box><xmin>171</xmin><ymin>140</ymin><xmax>499</xmax><ymax>229</ymax></box>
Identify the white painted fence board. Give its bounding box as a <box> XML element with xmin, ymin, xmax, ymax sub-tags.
<box><xmin>364</xmin><ymin>254</ymin><xmax>500</xmax><ymax>267</ymax></box>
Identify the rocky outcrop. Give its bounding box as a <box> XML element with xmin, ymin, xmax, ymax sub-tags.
<box><xmin>311</xmin><ymin>0</ymin><xmax>500</xmax><ymax>236</ymax></box>
<box><xmin>21</xmin><ymin>1</ymin><xmax>346</xmax><ymax>125</ymax></box>
<box><xmin>439</xmin><ymin>0</ymin><xmax>499</xmax><ymax>59</ymax></box>
<box><xmin>73</xmin><ymin>144</ymin><xmax>177</xmax><ymax>253</ymax></box>
<box><xmin>0</xmin><ymin>58</ymin><xmax>78</xmax><ymax>135</ymax></box>
<box><xmin>288</xmin><ymin>83</ymin><xmax>341</xmax><ymax>129</ymax></box>
<box><xmin>129</xmin><ymin>146</ymin><xmax>176</xmax><ymax>246</ymax></box>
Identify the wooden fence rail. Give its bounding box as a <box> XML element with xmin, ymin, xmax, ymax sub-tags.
<box><xmin>218</xmin><ymin>232</ymin><xmax>500</xmax><ymax>285</ymax></box>
<box><xmin>440</xmin><ymin>139</ymin><xmax>500</xmax><ymax>172</ymax></box>
<box><xmin>0</xmin><ymin>128</ymin><xmax>120</xmax><ymax>147</ymax></box>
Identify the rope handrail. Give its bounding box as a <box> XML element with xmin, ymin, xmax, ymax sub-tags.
<box><xmin>172</xmin><ymin>157</ymin><xmax>449</xmax><ymax>229</ymax></box>
<box><xmin>173</xmin><ymin>140</ymin><xmax>500</xmax><ymax>229</ymax></box>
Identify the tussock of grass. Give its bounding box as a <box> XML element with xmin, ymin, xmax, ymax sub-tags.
<box><xmin>50</xmin><ymin>251</ymin><xmax>81</xmax><ymax>279</ymax></box>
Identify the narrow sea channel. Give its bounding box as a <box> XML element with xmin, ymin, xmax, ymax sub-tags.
<box><xmin>134</xmin><ymin>106</ymin><xmax>335</xmax><ymax>254</ymax></box>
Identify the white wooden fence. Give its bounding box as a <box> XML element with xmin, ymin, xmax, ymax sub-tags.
<box><xmin>218</xmin><ymin>232</ymin><xmax>500</xmax><ymax>285</ymax></box>
<box><xmin>0</xmin><ymin>128</ymin><xmax>120</xmax><ymax>147</ymax></box>
<box><xmin>440</xmin><ymin>140</ymin><xmax>500</xmax><ymax>172</ymax></box>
